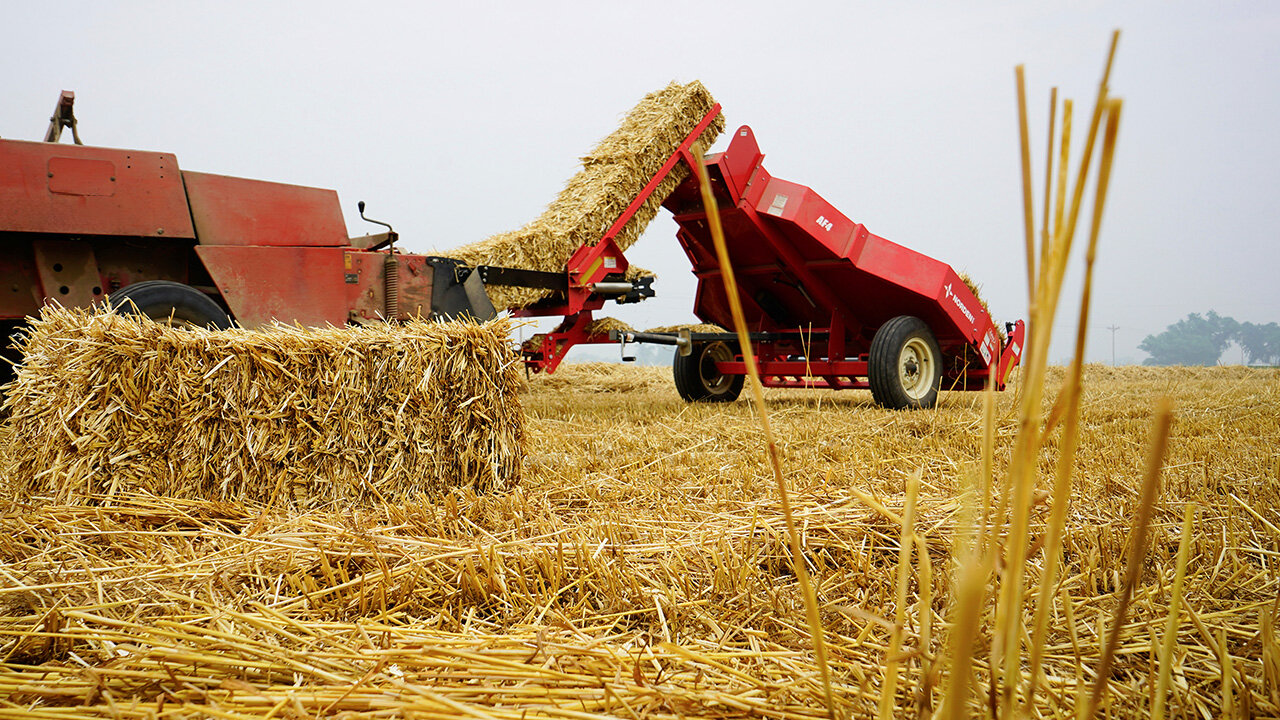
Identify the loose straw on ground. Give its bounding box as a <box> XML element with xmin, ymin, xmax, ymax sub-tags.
<box><xmin>1153</xmin><ymin>503</ymin><xmax>1197</xmax><ymax>720</ymax></box>
<box><xmin>1083</xmin><ymin>396</ymin><xmax>1174</xmax><ymax>718</ymax></box>
<box><xmin>2</xmin><ymin>361</ymin><xmax>1277</xmax><ymax>718</ymax></box>
<box><xmin>693</xmin><ymin>142</ymin><xmax>836</xmax><ymax>718</ymax></box>
<box><xmin>878</xmin><ymin>470</ymin><xmax>919</xmax><ymax>720</ymax></box>
<box><xmin>939</xmin><ymin>466</ymin><xmax>990</xmax><ymax>720</ymax></box>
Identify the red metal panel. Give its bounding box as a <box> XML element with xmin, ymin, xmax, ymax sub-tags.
<box><xmin>848</xmin><ymin>231</ymin><xmax>950</xmax><ymax>306</ymax></box>
<box><xmin>343</xmin><ymin>251</ymin><xmax>434</xmax><ymax>323</ymax></box>
<box><xmin>393</xmin><ymin>254</ymin><xmax>434</xmax><ymax>319</ymax></box>
<box><xmin>0</xmin><ymin>240</ymin><xmax>42</xmax><ymax>318</ymax></box>
<box><xmin>749</xmin><ymin>173</ymin><xmax>1004</xmax><ymax>355</ymax></box>
<box><xmin>344</xmin><ymin>251</ymin><xmax>385</xmax><ymax>322</ymax></box>
<box><xmin>48</xmin><ymin>157</ymin><xmax>116</xmax><ymax>196</ymax></box>
<box><xmin>714</xmin><ymin>126</ymin><xmax>764</xmax><ymax>200</ymax></box>
<box><xmin>0</xmin><ymin>138</ymin><xmax>195</xmax><ymax>238</ymax></box>
<box><xmin>32</xmin><ymin>239</ymin><xmax>103</xmax><ymax>309</ymax></box>
<box><xmin>756</xmin><ymin>178</ymin><xmax>859</xmax><ymax>260</ymax></box>
<box><xmin>932</xmin><ymin>268</ymin><xmax>994</xmax><ymax>349</ymax></box>
<box><xmin>183</xmin><ymin>171</ymin><xmax>349</xmax><ymax>248</ymax></box>
<box><xmin>996</xmin><ymin>320</ymin><xmax>1026</xmax><ymax>389</ymax></box>
<box><xmin>195</xmin><ymin>246</ymin><xmax>349</xmax><ymax>329</ymax></box>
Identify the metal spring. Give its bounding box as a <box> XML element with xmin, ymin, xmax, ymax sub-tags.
<box><xmin>384</xmin><ymin>253</ymin><xmax>400</xmax><ymax>321</ymax></box>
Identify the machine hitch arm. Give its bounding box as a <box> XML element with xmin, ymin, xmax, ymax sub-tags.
<box><xmin>44</xmin><ymin>90</ymin><xmax>83</xmax><ymax>145</ymax></box>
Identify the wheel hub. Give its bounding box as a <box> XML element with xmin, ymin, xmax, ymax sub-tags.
<box><xmin>898</xmin><ymin>338</ymin><xmax>936</xmax><ymax>401</ymax></box>
<box><xmin>700</xmin><ymin>342</ymin><xmax>734</xmax><ymax>393</ymax></box>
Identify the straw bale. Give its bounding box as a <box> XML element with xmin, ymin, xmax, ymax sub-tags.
<box><xmin>444</xmin><ymin>81</ymin><xmax>723</xmax><ymax>309</ymax></box>
<box><xmin>574</xmin><ymin>319</ymin><xmax>729</xmax><ymax>344</ymax></box>
<box><xmin>646</xmin><ymin>322</ymin><xmax>728</xmax><ymax>334</ymax></box>
<box><xmin>583</xmin><ymin>316</ymin><xmax>634</xmax><ymax>336</ymax></box>
<box><xmin>0</xmin><ymin>306</ymin><xmax>525</xmax><ymax>505</ymax></box>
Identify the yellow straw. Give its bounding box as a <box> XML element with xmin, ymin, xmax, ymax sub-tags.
<box><xmin>692</xmin><ymin>143</ymin><xmax>836</xmax><ymax>719</ymax></box>
<box><xmin>1152</xmin><ymin>503</ymin><xmax>1197</xmax><ymax>720</ymax></box>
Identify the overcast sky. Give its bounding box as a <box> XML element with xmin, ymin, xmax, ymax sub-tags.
<box><xmin>4</xmin><ymin>1</ymin><xmax>1277</xmax><ymax>364</ymax></box>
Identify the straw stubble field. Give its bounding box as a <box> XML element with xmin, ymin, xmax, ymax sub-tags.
<box><xmin>1</xmin><ymin>362</ymin><xmax>1277</xmax><ymax>718</ymax></box>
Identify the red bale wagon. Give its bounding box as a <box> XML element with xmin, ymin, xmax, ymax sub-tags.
<box><xmin>519</xmin><ymin>112</ymin><xmax>1025</xmax><ymax>409</ymax></box>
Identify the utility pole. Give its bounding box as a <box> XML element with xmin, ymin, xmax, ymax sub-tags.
<box><xmin>1107</xmin><ymin>325</ymin><xmax>1120</xmax><ymax>366</ymax></box>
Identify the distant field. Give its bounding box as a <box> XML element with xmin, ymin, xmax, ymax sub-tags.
<box><xmin>1</xmin><ymin>364</ymin><xmax>1277</xmax><ymax>718</ymax></box>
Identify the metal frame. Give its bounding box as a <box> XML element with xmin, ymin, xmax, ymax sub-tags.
<box><xmin>617</xmin><ymin>124</ymin><xmax>1026</xmax><ymax>392</ymax></box>
<box><xmin>516</xmin><ymin>103</ymin><xmax>724</xmax><ymax>373</ymax></box>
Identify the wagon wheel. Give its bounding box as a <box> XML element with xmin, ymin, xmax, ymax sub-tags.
<box><xmin>110</xmin><ymin>281</ymin><xmax>232</xmax><ymax>330</ymax></box>
<box><xmin>868</xmin><ymin>315</ymin><xmax>941</xmax><ymax>410</ymax></box>
<box><xmin>673</xmin><ymin>340</ymin><xmax>745</xmax><ymax>403</ymax></box>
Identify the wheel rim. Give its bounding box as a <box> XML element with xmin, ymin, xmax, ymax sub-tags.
<box><xmin>698</xmin><ymin>342</ymin><xmax>735</xmax><ymax>394</ymax></box>
<box><xmin>152</xmin><ymin>314</ymin><xmax>200</xmax><ymax>330</ymax></box>
<box><xmin>898</xmin><ymin>337</ymin><xmax>937</xmax><ymax>400</ymax></box>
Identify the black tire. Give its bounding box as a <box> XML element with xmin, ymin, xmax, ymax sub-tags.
<box><xmin>673</xmin><ymin>340</ymin><xmax>745</xmax><ymax>403</ymax></box>
<box><xmin>109</xmin><ymin>281</ymin><xmax>232</xmax><ymax>329</ymax></box>
<box><xmin>868</xmin><ymin>315</ymin><xmax>942</xmax><ymax>410</ymax></box>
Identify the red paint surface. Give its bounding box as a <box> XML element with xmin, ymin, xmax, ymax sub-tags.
<box><xmin>183</xmin><ymin>171</ymin><xmax>348</xmax><ymax>248</ymax></box>
<box><xmin>664</xmin><ymin>124</ymin><xmax>1012</xmax><ymax>380</ymax></box>
<box><xmin>196</xmin><ymin>246</ymin><xmax>349</xmax><ymax>329</ymax></box>
<box><xmin>0</xmin><ymin>138</ymin><xmax>195</xmax><ymax>238</ymax></box>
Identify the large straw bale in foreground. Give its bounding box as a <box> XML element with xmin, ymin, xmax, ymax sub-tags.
<box><xmin>0</xmin><ymin>307</ymin><xmax>524</xmax><ymax>505</ymax></box>
<box><xmin>443</xmin><ymin>81</ymin><xmax>724</xmax><ymax>309</ymax></box>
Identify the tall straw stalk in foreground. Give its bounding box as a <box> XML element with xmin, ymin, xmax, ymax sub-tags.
<box><xmin>935</xmin><ymin>29</ymin><xmax>1178</xmax><ymax>717</ymax></box>
<box><xmin>991</xmin><ymin>41</ymin><xmax>1121</xmax><ymax>718</ymax></box>
<box><xmin>693</xmin><ymin>141</ymin><xmax>837</xmax><ymax>718</ymax></box>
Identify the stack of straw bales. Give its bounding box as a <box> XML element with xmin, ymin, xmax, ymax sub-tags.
<box><xmin>0</xmin><ymin>306</ymin><xmax>524</xmax><ymax>506</ymax></box>
<box><xmin>444</xmin><ymin>81</ymin><xmax>723</xmax><ymax>309</ymax></box>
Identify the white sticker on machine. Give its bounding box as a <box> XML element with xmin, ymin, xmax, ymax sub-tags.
<box><xmin>766</xmin><ymin>193</ymin><xmax>789</xmax><ymax>216</ymax></box>
<box><xmin>604</xmin><ymin>257</ymin><xmax>617</xmax><ymax>269</ymax></box>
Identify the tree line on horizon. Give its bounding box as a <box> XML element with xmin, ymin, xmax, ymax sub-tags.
<box><xmin>1139</xmin><ymin>311</ymin><xmax>1280</xmax><ymax>366</ymax></box>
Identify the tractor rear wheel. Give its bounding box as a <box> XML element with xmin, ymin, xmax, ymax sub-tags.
<box><xmin>110</xmin><ymin>281</ymin><xmax>232</xmax><ymax>330</ymax></box>
<box><xmin>673</xmin><ymin>340</ymin><xmax>744</xmax><ymax>403</ymax></box>
<box><xmin>869</xmin><ymin>315</ymin><xmax>941</xmax><ymax>409</ymax></box>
